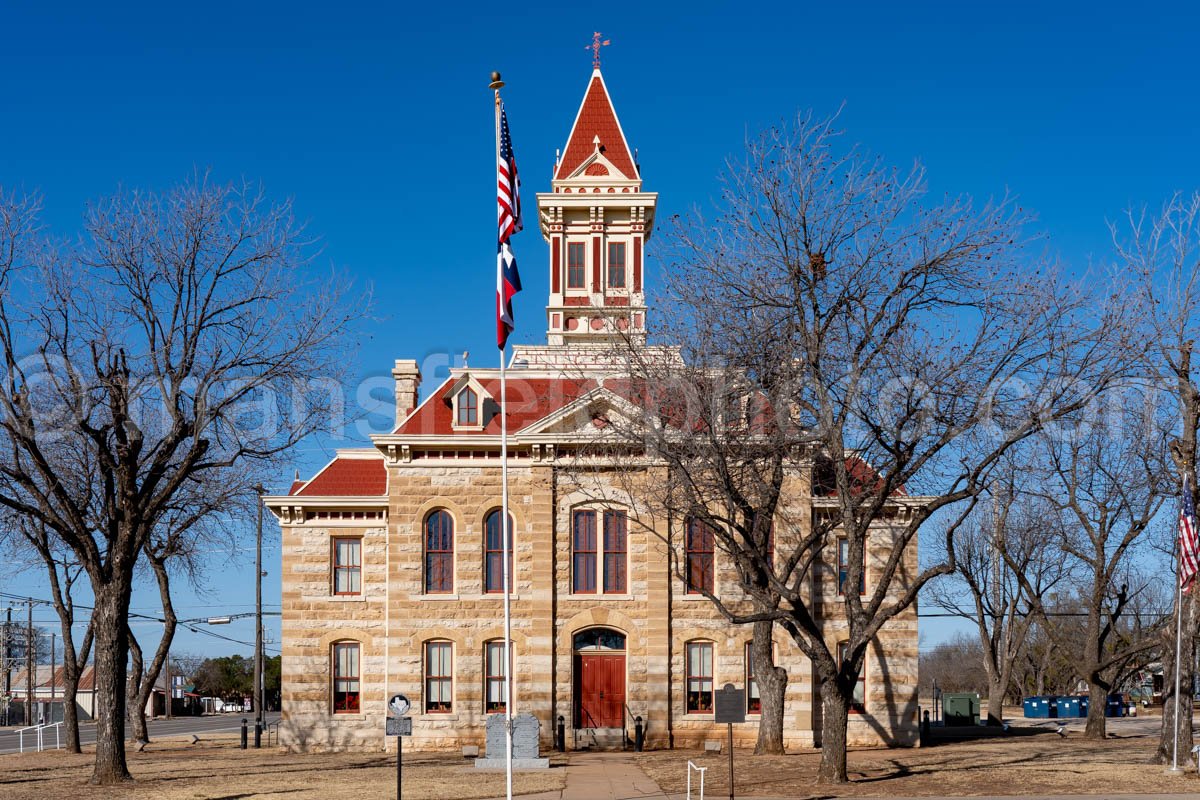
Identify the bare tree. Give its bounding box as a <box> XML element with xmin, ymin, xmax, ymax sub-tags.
<box><xmin>1113</xmin><ymin>193</ymin><xmax>1200</xmax><ymax>764</ymax></box>
<box><xmin>1024</xmin><ymin>389</ymin><xmax>1172</xmax><ymax>739</ymax></box>
<box><xmin>571</xmin><ymin>113</ymin><xmax>1131</xmax><ymax>783</ymax></box>
<box><xmin>0</xmin><ymin>178</ymin><xmax>359</xmax><ymax>783</ymax></box>
<box><xmin>927</xmin><ymin>475</ymin><xmax>1068</xmax><ymax>725</ymax></box>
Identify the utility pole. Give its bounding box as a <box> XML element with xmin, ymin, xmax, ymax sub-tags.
<box><xmin>50</xmin><ymin>632</ymin><xmax>56</xmax><ymax>722</ymax></box>
<box><xmin>254</xmin><ymin>484</ymin><xmax>266</xmax><ymax>729</ymax></box>
<box><xmin>165</xmin><ymin>645</ymin><xmax>172</xmax><ymax>720</ymax></box>
<box><xmin>25</xmin><ymin>600</ymin><xmax>34</xmax><ymax>726</ymax></box>
<box><xmin>2</xmin><ymin>607</ymin><xmax>11</xmax><ymax>725</ymax></box>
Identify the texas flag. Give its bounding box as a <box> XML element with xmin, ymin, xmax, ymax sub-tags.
<box><xmin>496</xmin><ymin>103</ymin><xmax>522</xmax><ymax>349</ymax></box>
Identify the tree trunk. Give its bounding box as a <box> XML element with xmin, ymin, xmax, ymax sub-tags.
<box><xmin>751</xmin><ymin>620</ymin><xmax>787</xmax><ymax>755</ymax></box>
<box><xmin>1157</xmin><ymin>592</ymin><xmax>1197</xmax><ymax>766</ymax></box>
<box><xmin>817</xmin><ymin>683</ymin><xmax>850</xmax><ymax>784</ymax></box>
<box><xmin>128</xmin><ymin>627</ymin><xmax>149</xmax><ymax>743</ymax></box>
<box><xmin>1084</xmin><ymin>679</ymin><xmax>1108</xmax><ymax>740</ymax></box>
<box><xmin>985</xmin><ymin>673</ymin><xmax>1006</xmax><ymax>726</ymax></box>
<box><xmin>89</xmin><ymin>582</ymin><xmax>133</xmax><ymax>785</ymax></box>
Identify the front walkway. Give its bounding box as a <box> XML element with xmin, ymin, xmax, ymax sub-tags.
<box><xmin>560</xmin><ymin>751</ymin><xmax>668</xmax><ymax>800</ymax></box>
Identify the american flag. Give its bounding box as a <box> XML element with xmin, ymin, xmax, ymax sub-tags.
<box><xmin>1181</xmin><ymin>475</ymin><xmax>1199</xmax><ymax>591</ymax></box>
<box><xmin>496</xmin><ymin>103</ymin><xmax>522</xmax><ymax>349</ymax></box>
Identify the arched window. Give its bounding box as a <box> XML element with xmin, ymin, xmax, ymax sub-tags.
<box><xmin>457</xmin><ymin>387</ymin><xmax>478</xmax><ymax>426</ymax></box>
<box><xmin>332</xmin><ymin>641</ymin><xmax>360</xmax><ymax>714</ymax></box>
<box><xmin>685</xmin><ymin>640</ymin><xmax>714</xmax><ymax>713</ymax></box>
<box><xmin>484</xmin><ymin>510</ymin><xmax>514</xmax><ymax>593</ymax></box>
<box><xmin>424</xmin><ymin>510</ymin><xmax>454</xmax><ymax>594</ymax></box>
<box><xmin>685</xmin><ymin>517</ymin><xmax>715</xmax><ymax>594</ymax></box>
<box><xmin>424</xmin><ymin>640</ymin><xmax>453</xmax><ymax>713</ymax></box>
<box><xmin>484</xmin><ymin>639</ymin><xmax>510</xmax><ymax>713</ymax></box>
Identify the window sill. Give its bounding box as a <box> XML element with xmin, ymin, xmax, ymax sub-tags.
<box><xmin>480</xmin><ymin>593</ymin><xmax>523</xmax><ymax>600</ymax></box>
<box><xmin>420</xmin><ymin>594</ymin><xmax>461</xmax><ymax>601</ymax></box>
<box><xmin>420</xmin><ymin>712</ymin><xmax>458</xmax><ymax>720</ymax></box>
<box><xmin>676</xmin><ymin>593</ymin><xmax>716</xmax><ymax>601</ymax></box>
<box><xmin>320</xmin><ymin>595</ymin><xmax>368</xmax><ymax>602</ymax></box>
<box><xmin>566</xmin><ymin>593</ymin><xmax>634</xmax><ymax>601</ymax></box>
<box><xmin>683</xmin><ymin>712</ymin><xmax>714</xmax><ymax>719</ymax></box>
<box><xmin>332</xmin><ymin>712</ymin><xmax>366</xmax><ymax>719</ymax></box>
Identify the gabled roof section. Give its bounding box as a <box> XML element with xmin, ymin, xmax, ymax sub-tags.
<box><xmin>291</xmin><ymin>451</ymin><xmax>387</xmax><ymax>496</ymax></box>
<box><xmin>555</xmin><ymin>69</ymin><xmax>638</xmax><ymax>181</ymax></box>
<box><xmin>393</xmin><ymin>375</ymin><xmax>599</xmax><ymax>436</ymax></box>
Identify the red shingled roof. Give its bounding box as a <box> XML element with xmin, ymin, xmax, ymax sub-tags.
<box><xmin>293</xmin><ymin>456</ymin><xmax>387</xmax><ymax>496</ymax></box>
<box><xmin>555</xmin><ymin>70</ymin><xmax>638</xmax><ymax>181</ymax></box>
<box><xmin>395</xmin><ymin>376</ymin><xmax>597</xmax><ymax>436</ymax></box>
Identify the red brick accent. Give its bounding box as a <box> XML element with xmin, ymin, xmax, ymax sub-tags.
<box><xmin>563</xmin><ymin>296</ymin><xmax>591</xmax><ymax>306</ymax></box>
<box><xmin>605</xmin><ymin>296</ymin><xmax>630</xmax><ymax>306</ymax></box>
<box><xmin>551</xmin><ymin>236</ymin><xmax>561</xmax><ymax>294</ymax></box>
<box><xmin>592</xmin><ymin>237</ymin><xmax>601</xmax><ymax>293</ymax></box>
<box><xmin>633</xmin><ymin>238</ymin><xmax>642</xmax><ymax>292</ymax></box>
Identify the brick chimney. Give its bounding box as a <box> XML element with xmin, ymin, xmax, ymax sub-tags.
<box><xmin>392</xmin><ymin>359</ymin><xmax>421</xmax><ymax>426</ymax></box>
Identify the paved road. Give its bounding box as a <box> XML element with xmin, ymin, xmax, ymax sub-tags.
<box><xmin>0</xmin><ymin>712</ymin><xmax>281</xmax><ymax>755</ymax></box>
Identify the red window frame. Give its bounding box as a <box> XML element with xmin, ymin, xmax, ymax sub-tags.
<box><xmin>685</xmin><ymin>518</ymin><xmax>715</xmax><ymax>594</ymax></box>
<box><xmin>457</xmin><ymin>387</ymin><xmax>478</xmax><ymax>426</ymax></box>
<box><xmin>685</xmin><ymin>640</ymin><xmax>714</xmax><ymax>713</ymax></box>
<box><xmin>607</xmin><ymin>242</ymin><xmax>626</xmax><ymax>288</ymax></box>
<box><xmin>572</xmin><ymin>510</ymin><xmax>597</xmax><ymax>593</ymax></box>
<box><xmin>332</xmin><ymin>641</ymin><xmax>360</xmax><ymax>714</ymax></box>
<box><xmin>602</xmin><ymin>510</ymin><xmax>627</xmax><ymax>593</ymax></box>
<box><xmin>424</xmin><ymin>641</ymin><xmax>453</xmax><ymax>713</ymax></box>
<box><xmin>484</xmin><ymin>640</ymin><xmax>508</xmax><ymax>713</ymax></box>
<box><xmin>838</xmin><ymin>641</ymin><xmax>866</xmax><ymax>713</ymax></box>
<box><xmin>838</xmin><ymin>537</ymin><xmax>865</xmax><ymax>596</ymax></box>
<box><xmin>746</xmin><ymin>642</ymin><xmax>761</xmax><ymax>714</ymax></box>
<box><xmin>567</xmin><ymin>242</ymin><xmax>586</xmax><ymax>289</ymax></box>
<box><xmin>332</xmin><ymin>537</ymin><xmax>361</xmax><ymax>596</ymax></box>
<box><xmin>484</xmin><ymin>510</ymin><xmax>514</xmax><ymax>593</ymax></box>
<box><xmin>424</xmin><ymin>510</ymin><xmax>454</xmax><ymax>594</ymax></box>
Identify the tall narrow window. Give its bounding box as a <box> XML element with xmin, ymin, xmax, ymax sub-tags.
<box><xmin>602</xmin><ymin>510</ymin><xmax>627</xmax><ymax>593</ymax></box>
<box><xmin>567</xmin><ymin>242</ymin><xmax>586</xmax><ymax>289</ymax></box>
<box><xmin>457</xmin><ymin>387</ymin><xmax>478</xmax><ymax>426</ymax></box>
<box><xmin>572</xmin><ymin>510</ymin><xmax>597</xmax><ymax>593</ymax></box>
<box><xmin>838</xmin><ymin>538</ymin><xmax>865</xmax><ymax>595</ymax></box>
<box><xmin>424</xmin><ymin>641</ymin><xmax>453</xmax><ymax>713</ymax></box>
<box><xmin>484</xmin><ymin>510</ymin><xmax>514</xmax><ymax>593</ymax></box>
<box><xmin>685</xmin><ymin>517</ymin><xmax>715</xmax><ymax>594</ymax></box>
<box><xmin>685</xmin><ymin>641</ymin><xmax>714</xmax><ymax>713</ymax></box>
<box><xmin>607</xmin><ymin>242</ymin><xmax>626</xmax><ymax>288</ymax></box>
<box><xmin>424</xmin><ymin>510</ymin><xmax>454</xmax><ymax>594</ymax></box>
<box><xmin>746</xmin><ymin>642</ymin><xmax>761</xmax><ymax>714</ymax></box>
<box><xmin>332</xmin><ymin>642</ymin><xmax>360</xmax><ymax>713</ymax></box>
<box><xmin>838</xmin><ymin>641</ymin><xmax>866</xmax><ymax>712</ymax></box>
<box><xmin>332</xmin><ymin>537</ymin><xmax>361</xmax><ymax>596</ymax></box>
<box><xmin>484</xmin><ymin>640</ymin><xmax>509</xmax><ymax>713</ymax></box>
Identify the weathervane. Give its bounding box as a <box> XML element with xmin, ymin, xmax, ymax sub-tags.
<box><xmin>587</xmin><ymin>32</ymin><xmax>611</xmax><ymax>69</ymax></box>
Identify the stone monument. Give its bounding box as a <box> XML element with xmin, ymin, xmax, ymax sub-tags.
<box><xmin>474</xmin><ymin>713</ymin><xmax>549</xmax><ymax>769</ymax></box>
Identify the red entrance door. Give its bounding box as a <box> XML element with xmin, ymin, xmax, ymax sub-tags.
<box><xmin>576</xmin><ymin>653</ymin><xmax>625</xmax><ymax>728</ymax></box>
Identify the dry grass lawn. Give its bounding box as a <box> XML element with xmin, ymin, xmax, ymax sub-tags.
<box><xmin>0</xmin><ymin>734</ymin><xmax>566</xmax><ymax>800</ymax></box>
<box><xmin>636</xmin><ymin>728</ymin><xmax>1200</xmax><ymax>797</ymax></box>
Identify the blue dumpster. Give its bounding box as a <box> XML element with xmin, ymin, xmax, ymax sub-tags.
<box><xmin>1106</xmin><ymin>695</ymin><xmax>1127</xmax><ymax>717</ymax></box>
<box><xmin>1023</xmin><ymin>696</ymin><xmax>1052</xmax><ymax>718</ymax></box>
<box><xmin>1055</xmin><ymin>696</ymin><xmax>1089</xmax><ymax>718</ymax></box>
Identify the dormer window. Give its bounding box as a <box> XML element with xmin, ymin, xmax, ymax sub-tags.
<box><xmin>448</xmin><ymin>375</ymin><xmax>489</xmax><ymax>431</ymax></box>
<box><xmin>457</xmin><ymin>387</ymin><xmax>478</xmax><ymax>426</ymax></box>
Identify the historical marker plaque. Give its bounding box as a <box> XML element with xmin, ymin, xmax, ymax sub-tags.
<box><xmin>386</xmin><ymin>716</ymin><xmax>413</xmax><ymax>736</ymax></box>
<box><xmin>713</xmin><ymin>683</ymin><xmax>746</xmax><ymax>724</ymax></box>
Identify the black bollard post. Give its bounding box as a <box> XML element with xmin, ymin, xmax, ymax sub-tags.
<box><xmin>921</xmin><ymin>709</ymin><xmax>931</xmax><ymax>746</ymax></box>
<box><xmin>635</xmin><ymin>716</ymin><xmax>644</xmax><ymax>752</ymax></box>
<box><xmin>254</xmin><ymin>720</ymin><xmax>262</xmax><ymax>748</ymax></box>
<box><xmin>557</xmin><ymin>715</ymin><xmax>565</xmax><ymax>752</ymax></box>
<box><xmin>240</xmin><ymin>718</ymin><xmax>248</xmax><ymax>749</ymax></box>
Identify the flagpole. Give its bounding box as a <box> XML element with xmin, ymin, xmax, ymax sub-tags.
<box><xmin>492</xmin><ymin>73</ymin><xmax>514</xmax><ymax>800</ymax></box>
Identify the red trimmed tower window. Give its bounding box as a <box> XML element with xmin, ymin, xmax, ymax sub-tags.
<box><xmin>607</xmin><ymin>242</ymin><xmax>626</xmax><ymax>288</ymax></box>
<box><xmin>567</xmin><ymin>242</ymin><xmax>586</xmax><ymax>289</ymax></box>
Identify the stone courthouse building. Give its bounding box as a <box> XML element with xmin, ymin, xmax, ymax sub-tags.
<box><xmin>268</xmin><ymin>66</ymin><xmax>920</xmax><ymax>753</ymax></box>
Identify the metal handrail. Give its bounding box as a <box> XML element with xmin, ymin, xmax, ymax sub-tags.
<box><xmin>687</xmin><ymin>760</ymin><xmax>707</xmax><ymax>800</ymax></box>
<box><xmin>15</xmin><ymin>724</ymin><xmax>38</xmax><ymax>753</ymax></box>
<box><xmin>265</xmin><ymin>719</ymin><xmax>281</xmax><ymax>747</ymax></box>
<box><xmin>15</xmin><ymin>721</ymin><xmax>62</xmax><ymax>753</ymax></box>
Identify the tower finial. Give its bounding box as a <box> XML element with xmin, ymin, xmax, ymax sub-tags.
<box><xmin>586</xmin><ymin>32</ymin><xmax>611</xmax><ymax>69</ymax></box>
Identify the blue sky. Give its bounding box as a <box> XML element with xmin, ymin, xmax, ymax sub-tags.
<box><xmin>3</xmin><ymin>1</ymin><xmax>1199</xmax><ymax>657</ymax></box>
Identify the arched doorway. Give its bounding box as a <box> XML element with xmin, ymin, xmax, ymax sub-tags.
<box><xmin>573</xmin><ymin>627</ymin><xmax>626</xmax><ymax>728</ymax></box>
